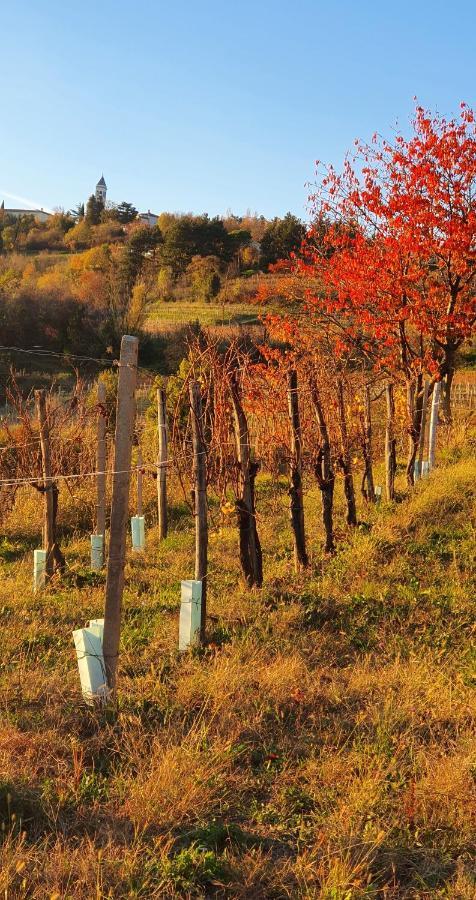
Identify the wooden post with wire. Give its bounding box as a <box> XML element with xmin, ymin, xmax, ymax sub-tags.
<box><xmin>102</xmin><ymin>335</ymin><xmax>139</xmax><ymax>694</ymax></box>
<box><xmin>189</xmin><ymin>380</ymin><xmax>208</xmax><ymax>642</ymax></box>
<box><xmin>416</xmin><ymin>378</ymin><xmax>429</xmax><ymax>481</ymax></box>
<box><xmin>157</xmin><ymin>385</ymin><xmax>168</xmax><ymax>540</ymax></box>
<box><xmin>428</xmin><ymin>380</ymin><xmax>442</xmax><ymax>470</ymax></box>
<box><xmin>35</xmin><ymin>389</ymin><xmax>64</xmax><ymax>579</ymax></box>
<box><xmin>91</xmin><ymin>380</ymin><xmax>107</xmax><ymax>569</ymax></box>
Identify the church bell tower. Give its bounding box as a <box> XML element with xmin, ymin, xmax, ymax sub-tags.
<box><xmin>95</xmin><ymin>175</ymin><xmax>107</xmax><ymax>205</ymax></box>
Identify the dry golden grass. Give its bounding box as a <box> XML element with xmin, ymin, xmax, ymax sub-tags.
<box><xmin>0</xmin><ymin>424</ymin><xmax>475</xmax><ymax>897</ymax></box>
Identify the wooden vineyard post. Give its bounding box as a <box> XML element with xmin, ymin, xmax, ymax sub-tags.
<box><xmin>157</xmin><ymin>385</ymin><xmax>168</xmax><ymax>540</ymax></box>
<box><xmin>35</xmin><ymin>389</ymin><xmax>64</xmax><ymax>579</ymax></box>
<box><xmin>91</xmin><ymin>380</ymin><xmax>107</xmax><ymax>569</ymax></box>
<box><xmin>102</xmin><ymin>335</ymin><xmax>139</xmax><ymax>694</ymax></box>
<box><xmin>189</xmin><ymin>381</ymin><xmax>208</xmax><ymax>642</ymax></box>
<box><xmin>96</xmin><ymin>380</ymin><xmax>107</xmax><ymax>540</ymax></box>
<box><xmin>287</xmin><ymin>369</ymin><xmax>308</xmax><ymax>571</ymax></box>
<box><xmin>416</xmin><ymin>378</ymin><xmax>429</xmax><ymax>481</ymax></box>
<box><xmin>428</xmin><ymin>380</ymin><xmax>442</xmax><ymax>470</ymax></box>
<box><xmin>385</xmin><ymin>382</ymin><xmax>397</xmax><ymax>501</ymax></box>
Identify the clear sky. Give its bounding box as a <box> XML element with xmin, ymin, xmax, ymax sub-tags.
<box><xmin>1</xmin><ymin>0</ymin><xmax>474</xmax><ymax>220</ymax></box>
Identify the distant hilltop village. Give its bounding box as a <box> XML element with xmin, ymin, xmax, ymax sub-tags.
<box><xmin>0</xmin><ymin>176</ymin><xmax>159</xmax><ymax>227</ymax></box>
<box><xmin>0</xmin><ymin>202</ymin><xmax>51</xmax><ymax>223</ymax></box>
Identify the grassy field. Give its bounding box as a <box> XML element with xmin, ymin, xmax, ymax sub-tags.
<box><xmin>147</xmin><ymin>299</ymin><xmax>262</xmax><ymax>329</ymax></box>
<box><xmin>0</xmin><ymin>430</ymin><xmax>475</xmax><ymax>897</ymax></box>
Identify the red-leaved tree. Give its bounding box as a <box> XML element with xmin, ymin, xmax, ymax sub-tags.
<box><xmin>300</xmin><ymin>103</ymin><xmax>475</xmax><ymax>481</ymax></box>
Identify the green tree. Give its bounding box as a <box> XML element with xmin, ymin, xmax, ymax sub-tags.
<box><xmin>115</xmin><ymin>201</ymin><xmax>138</xmax><ymax>224</ymax></box>
<box><xmin>85</xmin><ymin>195</ymin><xmax>104</xmax><ymax>226</ymax></box>
<box><xmin>1</xmin><ymin>214</ymin><xmax>35</xmax><ymax>251</ymax></box>
<box><xmin>159</xmin><ymin>215</ymin><xmax>233</xmax><ymax>277</ymax></box>
<box><xmin>63</xmin><ymin>220</ymin><xmax>92</xmax><ymax>250</ymax></box>
<box><xmin>118</xmin><ymin>226</ymin><xmax>162</xmax><ymax>294</ymax></box>
<box><xmin>259</xmin><ymin>213</ymin><xmax>306</xmax><ymax>270</ymax></box>
<box><xmin>186</xmin><ymin>255</ymin><xmax>221</xmax><ymax>303</ymax></box>
<box><xmin>156</xmin><ymin>266</ymin><xmax>174</xmax><ymax>300</ymax></box>
<box><xmin>106</xmin><ymin>226</ymin><xmax>162</xmax><ymax>341</ymax></box>
<box><xmin>70</xmin><ymin>202</ymin><xmax>85</xmax><ymax>219</ymax></box>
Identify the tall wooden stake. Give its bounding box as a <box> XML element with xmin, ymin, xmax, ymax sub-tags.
<box><xmin>136</xmin><ymin>445</ymin><xmax>143</xmax><ymax>516</ymax></box>
<box><xmin>35</xmin><ymin>389</ymin><xmax>64</xmax><ymax>578</ymax></box>
<box><xmin>157</xmin><ymin>386</ymin><xmax>168</xmax><ymax>539</ymax></box>
<box><xmin>287</xmin><ymin>369</ymin><xmax>308</xmax><ymax>570</ymax></box>
<box><xmin>103</xmin><ymin>335</ymin><xmax>139</xmax><ymax>694</ymax></box>
<box><xmin>417</xmin><ymin>378</ymin><xmax>429</xmax><ymax>476</ymax></box>
<box><xmin>428</xmin><ymin>380</ymin><xmax>442</xmax><ymax>470</ymax></box>
<box><xmin>189</xmin><ymin>381</ymin><xmax>208</xmax><ymax>641</ymax></box>
<box><xmin>385</xmin><ymin>382</ymin><xmax>397</xmax><ymax>501</ymax></box>
<box><xmin>96</xmin><ymin>380</ymin><xmax>107</xmax><ymax>539</ymax></box>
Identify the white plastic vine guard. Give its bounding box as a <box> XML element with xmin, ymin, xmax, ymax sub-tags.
<box><xmin>73</xmin><ymin>618</ymin><xmax>108</xmax><ymax>705</ymax></box>
<box><xmin>179</xmin><ymin>580</ymin><xmax>202</xmax><ymax>652</ymax></box>
<box><xmin>33</xmin><ymin>549</ymin><xmax>47</xmax><ymax>592</ymax></box>
<box><xmin>90</xmin><ymin>534</ymin><xmax>104</xmax><ymax>570</ymax></box>
<box><xmin>131</xmin><ymin>515</ymin><xmax>145</xmax><ymax>551</ymax></box>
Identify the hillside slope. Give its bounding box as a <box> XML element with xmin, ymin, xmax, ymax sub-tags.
<box><xmin>0</xmin><ymin>441</ymin><xmax>475</xmax><ymax>898</ymax></box>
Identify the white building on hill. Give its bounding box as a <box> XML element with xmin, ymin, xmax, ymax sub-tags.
<box><xmin>93</xmin><ymin>177</ymin><xmax>158</xmax><ymax>227</ymax></box>
<box><xmin>138</xmin><ymin>209</ymin><xmax>159</xmax><ymax>227</ymax></box>
<box><xmin>0</xmin><ymin>201</ymin><xmax>52</xmax><ymax>223</ymax></box>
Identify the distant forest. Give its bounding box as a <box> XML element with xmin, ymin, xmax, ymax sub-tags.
<box><xmin>0</xmin><ymin>199</ymin><xmax>306</xmax><ymax>361</ymax></box>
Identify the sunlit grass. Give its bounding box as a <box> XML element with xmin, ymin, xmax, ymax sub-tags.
<box><xmin>0</xmin><ymin>429</ymin><xmax>475</xmax><ymax>896</ymax></box>
<box><xmin>147</xmin><ymin>299</ymin><xmax>261</xmax><ymax>329</ymax></box>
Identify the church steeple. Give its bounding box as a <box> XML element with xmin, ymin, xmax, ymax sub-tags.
<box><xmin>95</xmin><ymin>175</ymin><xmax>107</xmax><ymax>205</ymax></box>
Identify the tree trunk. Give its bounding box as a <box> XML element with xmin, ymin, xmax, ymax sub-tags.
<box><xmin>287</xmin><ymin>369</ymin><xmax>308</xmax><ymax>571</ymax></box>
<box><xmin>385</xmin><ymin>382</ymin><xmax>397</xmax><ymax>501</ymax></box>
<box><xmin>229</xmin><ymin>372</ymin><xmax>262</xmax><ymax>588</ymax></box>
<box><xmin>310</xmin><ymin>378</ymin><xmax>335</xmax><ymax>553</ymax></box>
<box><xmin>405</xmin><ymin>375</ymin><xmax>424</xmax><ymax>486</ymax></box>
<box><xmin>337</xmin><ymin>378</ymin><xmax>357</xmax><ymax>526</ymax></box>
<box><xmin>361</xmin><ymin>385</ymin><xmax>376</xmax><ymax>502</ymax></box>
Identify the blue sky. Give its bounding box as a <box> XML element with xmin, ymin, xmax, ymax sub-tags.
<box><xmin>1</xmin><ymin>0</ymin><xmax>474</xmax><ymax>220</ymax></box>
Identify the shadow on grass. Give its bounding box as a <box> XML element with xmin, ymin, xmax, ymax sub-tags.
<box><xmin>0</xmin><ymin>534</ymin><xmax>38</xmax><ymax>562</ymax></box>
